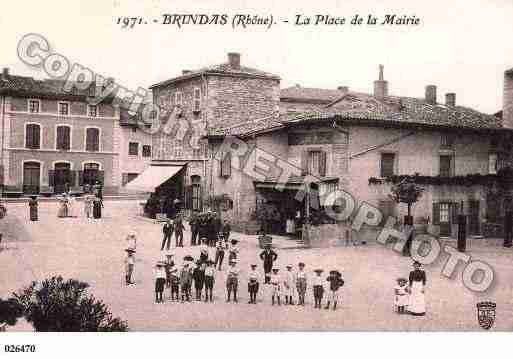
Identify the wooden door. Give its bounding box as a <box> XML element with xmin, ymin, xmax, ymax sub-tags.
<box><xmin>54</xmin><ymin>162</ymin><xmax>71</xmax><ymax>194</ymax></box>
<box><xmin>468</xmin><ymin>200</ymin><xmax>480</xmax><ymax>235</ymax></box>
<box><xmin>439</xmin><ymin>202</ymin><xmax>451</xmax><ymax>236</ymax></box>
<box><xmin>23</xmin><ymin>162</ymin><xmax>40</xmax><ymax>194</ymax></box>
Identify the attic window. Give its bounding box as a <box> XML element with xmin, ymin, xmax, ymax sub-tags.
<box><xmin>28</xmin><ymin>99</ymin><xmax>40</xmax><ymax>113</ymax></box>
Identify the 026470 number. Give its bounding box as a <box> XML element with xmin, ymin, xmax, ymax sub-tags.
<box><xmin>4</xmin><ymin>345</ymin><xmax>36</xmax><ymax>353</ymax></box>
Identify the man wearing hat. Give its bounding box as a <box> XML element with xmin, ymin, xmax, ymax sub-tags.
<box><xmin>161</xmin><ymin>219</ymin><xmax>174</xmax><ymax>251</ymax></box>
<box><xmin>270</xmin><ymin>267</ymin><xmax>282</xmax><ymax>305</ymax></box>
<box><xmin>325</xmin><ymin>270</ymin><xmax>344</xmax><ymax>310</ymax></box>
<box><xmin>226</xmin><ymin>259</ymin><xmax>239</xmax><ymax>303</ymax></box>
<box><xmin>193</xmin><ymin>260</ymin><xmax>206</xmax><ymax>301</ymax></box>
<box><xmin>295</xmin><ymin>262</ymin><xmax>307</xmax><ymax>306</ymax></box>
<box><xmin>247</xmin><ymin>264</ymin><xmax>260</xmax><ymax>304</ymax></box>
<box><xmin>283</xmin><ymin>265</ymin><xmax>295</xmax><ymax>305</ymax></box>
<box><xmin>124</xmin><ymin>248</ymin><xmax>136</xmax><ymax>285</ymax></box>
<box><xmin>214</xmin><ymin>236</ymin><xmax>228</xmax><ymax>271</ymax></box>
<box><xmin>154</xmin><ymin>261</ymin><xmax>167</xmax><ymax>303</ymax></box>
<box><xmin>312</xmin><ymin>269</ymin><xmax>325</xmax><ymax>309</ymax></box>
<box><xmin>164</xmin><ymin>253</ymin><xmax>175</xmax><ymax>288</ymax></box>
<box><xmin>259</xmin><ymin>245</ymin><xmax>278</xmax><ymax>284</ymax></box>
<box><xmin>174</xmin><ymin>215</ymin><xmax>185</xmax><ymax>247</ymax></box>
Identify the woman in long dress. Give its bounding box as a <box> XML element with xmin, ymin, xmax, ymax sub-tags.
<box><xmin>408</xmin><ymin>261</ymin><xmax>427</xmax><ymax>316</ymax></box>
<box><xmin>28</xmin><ymin>195</ymin><xmax>38</xmax><ymax>221</ymax></box>
<box><xmin>93</xmin><ymin>196</ymin><xmax>102</xmax><ymax>219</ymax></box>
<box><xmin>57</xmin><ymin>195</ymin><xmax>68</xmax><ymax>218</ymax></box>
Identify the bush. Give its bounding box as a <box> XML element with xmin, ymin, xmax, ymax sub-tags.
<box><xmin>13</xmin><ymin>276</ymin><xmax>128</xmax><ymax>332</ymax></box>
<box><xmin>0</xmin><ymin>298</ymin><xmax>24</xmax><ymax>331</ymax></box>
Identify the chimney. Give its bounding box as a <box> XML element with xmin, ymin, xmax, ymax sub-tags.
<box><xmin>373</xmin><ymin>64</ymin><xmax>388</xmax><ymax>99</ymax></box>
<box><xmin>227</xmin><ymin>52</ymin><xmax>241</xmax><ymax>70</ymax></box>
<box><xmin>338</xmin><ymin>86</ymin><xmax>349</xmax><ymax>92</ymax></box>
<box><xmin>182</xmin><ymin>70</ymin><xmax>192</xmax><ymax>75</ymax></box>
<box><xmin>503</xmin><ymin>68</ymin><xmax>513</xmax><ymax>129</ymax></box>
<box><xmin>1</xmin><ymin>67</ymin><xmax>9</xmax><ymax>81</ymax></box>
<box><xmin>425</xmin><ymin>85</ymin><xmax>437</xmax><ymax>105</ymax></box>
<box><xmin>445</xmin><ymin>92</ymin><xmax>456</xmax><ymax>107</ymax></box>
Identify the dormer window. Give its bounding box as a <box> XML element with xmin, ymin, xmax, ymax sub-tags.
<box><xmin>58</xmin><ymin>102</ymin><xmax>70</xmax><ymax>116</ymax></box>
<box><xmin>28</xmin><ymin>99</ymin><xmax>40</xmax><ymax>113</ymax></box>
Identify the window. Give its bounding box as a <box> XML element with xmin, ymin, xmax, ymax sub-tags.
<box><xmin>142</xmin><ymin>145</ymin><xmax>151</xmax><ymax>157</ymax></box>
<box><xmin>56</xmin><ymin>125</ymin><xmax>71</xmax><ymax>150</ymax></box>
<box><xmin>58</xmin><ymin>102</ymin><xmax>70</xmax><ymax>116</ymax></box>
<box><xmin>380</xmin><ymin>153</ymin><xmax>395</xmax><ymax>178</ymax></box>
<box><xmin>85</xmin><ymin>128</ymin><xmax>100</xmax><ymax>152</ymax></box>
<box><xmin>220</xmin><ymin>152</ymin><xmax>232</xmax><ymax>178</ymax></box>
<box><xmin>441</xmin><ymin>133</ymin><xmax>454</xmax><ymax>148</ymax></box>
<box><xmin>25</xmin><ymin>123</ymin><xmax>41</xmax><ymax>149</ymax></box>
<box><xmin>489</xmin><ymin>153</ymin><xmax>498</xmax><ymax>174</ymax></box>
<box><xmin>88</xmin><ymin>105</ymin><xmax>97</xmax><ymax>117</ymax></box>
<box><xmin>193</xmin><ymin>87</ymin><xmax>201</xmax><ymax>112</ymax></box>
<box><xmin>308</xmin><ymin>150</ymin><xmax>327</xmax><ymax>177</ymax></box>
<box><xmin>82</xmin><ymin>163</ymin><xmax>101</xmax><ymax>186</ymax></box>
<box><xmin>175</xmin><ymin>91</ymin><xmax>182</xmax><ymax>106</ymax></box>
<box><xmin>28</xmin><ymin>100</ymin><xmax>40</xmax><ymax>113</ymax></box>
<box><xmin>128</xmin><ymin>142</ymin><xmax>139</xmax><ymax>156</ymax></box>
<box><xmin>173</xmin><ymin>140</ymin><xmax>183</xmax><ymax>158</ymax></box>
<box><xmin>191</xmin><ymin>176</ymin><xmax>202</xmax><ymax>211</ymax></box>
<box><xmin>439</xmin><ymin>155</ymin><xmax>453</xmax><ymax>177</ymax></box>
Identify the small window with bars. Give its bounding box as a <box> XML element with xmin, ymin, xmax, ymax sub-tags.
<box><xmin>142</xmin><ymin>145</ymin><xmax>151</xmax><ymax>157</ymax></box>
<box><xmin>58</xmin><ymin>102</ymin><xmax>70</xmax><ymax>116</ymax></box>
<box><xmin>28</xmin><ymin>100</ymin><xmax>40</xmax><ymax>113</ymax></box>
<box><xmin>380</xmin><ymin>153</ymin><xmax>396</xmax><ymax>178</ymax></box>
<box><xmin>220</xmin><ymin>152</ymin><xmax>232</xmax><ymax>178</ymax></box>
<box><xmin>193</xmin><ymin>87</ymin><xmax>201</xmax><ymax>112</ymax></box>
<box><xmin>128</xmin><ymin>142</ymin><xmax>139</xmax><ymax>156</ymax></box>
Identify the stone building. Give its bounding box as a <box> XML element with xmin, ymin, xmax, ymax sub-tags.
<box><xmin>205</xmin><ymin>65</ymin><xmax>513</xmax><ymax>239</ymax></box>
<box><xmin>0</xmin><ymin>68</ymin><xmax>151</xmax><ymax>196</ymax></box>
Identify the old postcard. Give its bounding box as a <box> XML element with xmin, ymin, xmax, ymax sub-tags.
<box><xmin>0</xmin><ymin>0</ymin><xmax>512</xmax><ymax>357</ymax></box>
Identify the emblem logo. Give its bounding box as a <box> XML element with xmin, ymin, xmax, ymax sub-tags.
<box><xmin>476</xmin><ymin>301</ymin><xmax>496</xmax><ymax>330</ymax></box>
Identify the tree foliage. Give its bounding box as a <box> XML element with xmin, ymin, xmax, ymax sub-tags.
<box><xmin>389</xmin><ymin>177</ymin><xmax>425</xmax><ymax>217</ymax></box>
<box><xmin>0</xmin><ymin>297</ymin><xmax>24</xmax><ymax>331</ymax></box>
<box><xmin>12</xmin><ymin>276</ymin><xmax>128</xmax><ymax>332</ymax></box>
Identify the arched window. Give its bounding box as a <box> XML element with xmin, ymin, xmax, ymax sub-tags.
<box><xmin>25</xmin><ymin>123</ymin><xmax>41</xmax><ymax>149</ymax></box>
<box><xmin>85</xmin><ymin>128</ymin><xmax>100</xmax><ymax>152</ymax></box>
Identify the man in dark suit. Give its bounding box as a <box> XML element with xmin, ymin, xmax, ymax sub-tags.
<box><xmin>189</xmin><ymin>211</ymin><xmax>199</xmax><ymax>246</ymax></box>
<box><xmin>161</xmin><ymin>219</ymin><xmax>174</xmax><ymax>251</ymax></box>
<box><xmin>259</xmin><ymin>245</ymin><xmax>278</xmax><ymax>284</ymax></box>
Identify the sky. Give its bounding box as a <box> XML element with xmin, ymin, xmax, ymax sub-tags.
<box><xmin>0</xmin><ymin>0</ymin><xmax>512</xmax><ymax>114</ymax></box>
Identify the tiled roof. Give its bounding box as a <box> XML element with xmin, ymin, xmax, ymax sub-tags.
<box><xmin>150</xmin><ymin>63</ymin><xmax>280</xmax><ymax>89</ymax></box>
<box><xmin>280</xmin><ymin>86</ymin><xmax>350</xmax><ymax>103</ymax></box>
<box><xmin>210</xmin><ymin>91</ymin><xmax>505</xmax><ymax>138</ymax></box>
<box><xmin>0</xmin><ymin>75</ymin><xmax>99</xmax><ymax>100</ymax></box>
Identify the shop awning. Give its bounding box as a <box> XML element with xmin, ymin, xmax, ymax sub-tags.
<box><xmin>124</xmin><ymin>165</ymin><xmax>183</xmax><ymax>192</ymax></box>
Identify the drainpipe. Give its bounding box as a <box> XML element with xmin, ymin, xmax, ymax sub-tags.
<box><xmin>1</xmin><ymin>95</ymin><xmax>5</xmax><ymax>196</ymax></box>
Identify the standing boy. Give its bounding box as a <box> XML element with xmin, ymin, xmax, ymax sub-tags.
<box><xmin>124</xmin><ymin>249</ymin><xmax>136</xmax><ymax>285</ymax></box>
<box><xmin>221</xmin><ymin>219</ymin><xmax>231</xmax><ymax>242</ymax></box>
<box><xmin>228</xmin><ymin>239</ymin><xmax>239</xmax><ymax>262</ymax></box>
<box><xmin>226</xmin><ymin>260</ymin><xmax>239</xmax><ymax>303</ymax></box>
<box><xmin>247</xmin><ymin>264</ymin><xmax>260</xmax><ymax>304</ymax></box>
<box><xmin>204</xmin><ymin>260</ymin><xmax>215</xmax><ymax>302</ymax></box>
<box><xmin>161</xmin><ymin>219</ymin><xmax>174</xmax><ymax>251</ymax></box>
<box><xmin>295</xmin><ymin>262</ymin><xmax>307</xmax><ymax>306</ymax></box>
<box><xmin>174</xmin><ymin>215</ymin><xmax>185</xmax><ymax>247</ymax></box>
<box><xmin>270</xmin><ymin>268</ymin><xmax>281</xmax><ymax>306</ymax></box>
<box><xmin>154</xmin><ymin>262</ymin><xmax>166</xmax><ymax>303</ymax></box>
<box><xmin>283</xmin><ymin>265</ymin><xmax>295</xmax><ymax>305</ymax></box>
<box><xmin>325</xmin><ymin>270</ymin><xmax>345</xmax><ymax>310</ymax></box>
<box><xmin>214</xmin><ymin>236</ymin><xmax>227</xmax><ymax>270</ymax></box>
<box><xmin>189</xmin><ymin>211</ymin><xmax>199</xmax><ymax>246</ymax></box>
<box><xmin>312</xmin><ymin>269</ymin><xmax>324</xmax><ymax>309</ymax></box>
<box><xmin>169</xmin><ymin>263</ymin><xmax>180</xmax><ymax>301</ymax></box>
<box><xmin>164</xmin><ymin>254</ymin><xmax>175</xmax><ymax>288</ymax></box>
<box><xmin>259</xmin><ymin>245</ymin><xmax>278</xmax><ymax>284</ymax></box>
<box><xmin>180</xmin><ymin>263</ymin><xmax>192</xmax><ymax>302</ymax></box>
<box><xmin>193</xmin><ymin>261</ymin><xmax>206</xmax><ymax>301</ymax></box>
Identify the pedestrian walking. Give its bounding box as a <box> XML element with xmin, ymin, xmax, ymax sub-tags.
<box><xmin>83</xmin><ymin>193</ymin><xmax>94</xmax><ymax>219</ymax></box>
<box><xmin>394</xmin><ymin>277</ymin><xmax>409</xmax><ymax>314</ymax></box>
<box><xmin>296</xmin><ymin>262</ymin><xmax>307</xmax><ymax>306</ymax></box>
<box><xmin>161</xmin><ymin>219</ymin><xmax>174</xmax><ymax>251</ymax></box>
<box><xmin>174</xmin><ymin>215</ymin><xmax>184</xmax><ymax>247</ymax></box>
<box><xmin>247</xmin><ymin>264</ymin><xmax>260</xmax><ymax>304</ymax></box>
<box><xmin>325</xmin><ymin>270</ymin><xmax>344</xmax><ymax>310</ymax></box>
<box><xmin>312</xmin><ymin>269</ymin><xmax>324</xmax><ymax>309</ymax></box>
<box><xmin>204</xmin><ymin>260</ymin><xmax>215</xmax><ymax>302</ymax></box>
<box><xmin>124</xmin><ymin>248</ymin><xmax>136</xmax><ymax>285</ymax></box>
<box><xmin>221</xmin><ymin>219</ymin><xmax>231</xmax><ymax>241</ymax></box>
<box><xmin>154</xmin><ymin>262</ymin><xmax>166</xmax><ymax>303</ymax></box>
<box><xmin>164</xmin><ymin>253</ymin><xmax>175</xmax><ymax>288</ymax></box>
<box><xmin>259</xmin><ymin>245</ymin><xmax>278</xmax><ymax>284</ymax></box>
<box><xmin>180</xmin><ymin>263</ymin><xmax>192</xmax><ymax>302</ymax></box>
<box><xmin>270</xmin><ymin>268</ymin><xmax>281</xmax><ymax>306</ymax></box>
<box><xmin>226</xmin><ymin>259</ymin><xmax>239</xmax><ymax>303</ymax></box>
<box><xmin>28</xmin><ymin>195</ymin><xmax>38</xmax><ymax>221</ymax></box>
<box><xmin>92</xmin><ymin>195</ymin><xmax>102</xmax><ymax>219</ymax></box>
<box><xmin>193</xmin><ymin>261</ymin><xmax>205</xmax><ymax>301</ymax></box>
<box><xmin>214</xmin><ymin>236</ymin><xmax>227</xmax><ymax>270</ymax></box>
<box><xmin>283</xmin><ymin>264</ymin><xmax>295</xmax><ymax>305</ymax></box>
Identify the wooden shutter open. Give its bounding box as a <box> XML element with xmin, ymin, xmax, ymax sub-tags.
<box><xmin>319</xmin><ymin>151</ymin><xmax>327</xmax><ymax>177</ymax></box>
<box><xmin>48</xmin><ymin>170</ymin><xmax>55</xmax><ymax>187</ymax></box>
<box><xmin>301</xmin><ymin>150</ymin><xmax>308</xmax><ymax>176</ymax></box>
<box><xmin>432</xmin><ymin>202</ymin><xmax>440</xmax><ymax>225</ymax></box>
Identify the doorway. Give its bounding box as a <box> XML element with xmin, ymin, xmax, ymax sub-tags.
<box><xmin>53</xmin><ymin>162</ymin><xmax>71</xmax><ymax>194</ymax></box>
<box><xmin>23</xmin><ymin>161</ymin><xmax>41</xmax><ymax>194</ymax></box>
<box><xmin>439</xmin><ymin>202</ymin><xmax>451</xmax><ymax>236</ymax></box>
<box><xmin>468</xmin><ymin>200</ymin><xmax>480</xmax><ymax>235</ymax></box>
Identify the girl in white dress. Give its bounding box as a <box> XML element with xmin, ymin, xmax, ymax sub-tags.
<box><xmin>394</xmin><ymin>277</ymin><xmax>409</xmax><ymax>314</ymax></box>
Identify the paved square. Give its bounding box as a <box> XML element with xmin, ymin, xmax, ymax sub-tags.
<box><xmin>1</xmin><ymin>200</ymin><xmax>512</xmax><ymax>331</ymax></box>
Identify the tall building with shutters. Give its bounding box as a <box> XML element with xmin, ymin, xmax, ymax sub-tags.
<box><xmin>0</xmin><ymin>68</ymin><xmax>152</xmax><ymax>196</ymax></box>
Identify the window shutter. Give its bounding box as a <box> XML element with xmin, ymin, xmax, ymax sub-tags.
<box><xmin>34</xmin><ymin>125</ymin><xmax>40</xmax><ymax>148</ymax></box>
<box><xmin>432</xmin><ymin>202</ymin><xmax>440</xmax><ymax>225</ymax></box>
<box><xmin>301</xmin><ymin>150</ymin><xmax>308</xmax><ymax>176</ymax></box>
<box><xmin>319</xmin><ymin>151</ymin><xmax>327</xmax><ymax>177</ymax></box>
<box><xmin>78</xmin><ymin>171</ymin><xmax>84</xmax><ymax>186</ymax></box>
<box><xmin>199</xmin><ymin>185</ymin><xmax>203</xmax><ymax>212</ymax></box>
<box><xmin>452</xmin><ymin>202</ymin><xmax>460</xmax><ymax>223</ymax></box>
<box><xmin>69</xmin><ymin>170</ymin><xmax>77</xmax><ymax>187</ymax></box>
<box><xmin>97</xmin><ymin>170</ymin><xmax>105</xmax><ymax>185</ymax></box>
<box><xmin>185</xmin><ymin>185</ymin><xmax>192</xmax><ymax>210</ymax></box>
<box><xmin>26</xmin><ymin>125</ymin><xmax>33</xmax><ymax>148</ymax></box>
<box><xmin>48</xmin><ymin>170</ymin><xmax>55</xmax><ymax>187</ymax></box>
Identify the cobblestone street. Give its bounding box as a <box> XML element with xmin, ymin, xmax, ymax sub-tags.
<box><xmin>1</xmin><ymin>200</ymin><xmax>512</xmax><ymax>331</ymax></box>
